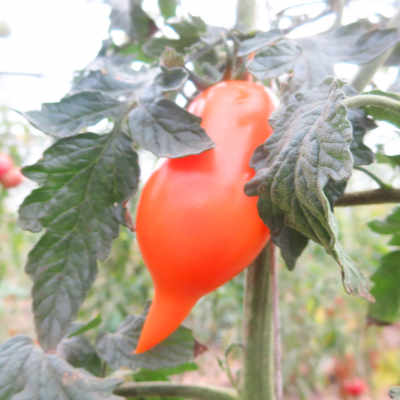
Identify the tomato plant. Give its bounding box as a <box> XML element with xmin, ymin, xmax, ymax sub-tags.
<box><xmin>2</xmin><ymin>1</ymin><xmax>400</xmax><ymax>400</ymax></box>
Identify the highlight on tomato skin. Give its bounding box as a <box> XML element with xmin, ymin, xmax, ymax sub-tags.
<box><xmin>134</xmin><ymin>80</ymin><xmax>275</xmax><ymax>354</ymax></box>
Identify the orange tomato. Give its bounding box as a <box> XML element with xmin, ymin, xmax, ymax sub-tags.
<box><xmin>135</xmin><ymin>80</ymin><xmax>275</xmax><ymax>353</ymax></box>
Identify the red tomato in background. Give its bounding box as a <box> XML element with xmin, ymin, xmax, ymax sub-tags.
<box><xmin>135</xmin><ymin>80</ymin><xmax>275</xmax><ymax>353</ymax></box>
<box><xmin>0</xmin><ymin>154</ymin><xmax>13</xmax><ymax>177</ymax></box>
<box><xmin>1</xmin><ymin>167</ymin><xmax>24</xmax><ymax>188</ymax></box>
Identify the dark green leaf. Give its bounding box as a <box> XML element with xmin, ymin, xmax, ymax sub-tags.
<box><xmin>368</xmin><ymin>251</ymin><xmax>400</xmax><ymax>324</ymax></box>
<box><xmin>362</xmin><ymin>90</ymin><xmax>400</xmax><ymax>129</ymax></box>
<box><xmin>0</xmin><ymin>336</ymin><xmax>122</xmax><ymax>400</ymax></box>
<box><xmin>245</xmin><ymin>78</ymin><xmax>371</xmax><ymax>300</ymax></box>
<box><xmin>143</xmin><ymin>15</ymin><xmax>206</xmax><ymax>57</ymax></box>
<box><xmin>390</xmin><ymin>387</ymin><xmax>400</xmax><ymax>399</ymax></box>
<box><xmin>348</xmin><ymin>109</ymin><xmax>375</xmax><ymax>166</ymax></box>
<box><xmin>251</xmin><ymin>20</ymin><xmax>400</xmax><ymax>89</ymax></box>
<box><xmin>71</xmin><ymin>68</ymin><xmax>158</xmax><ymax>98</ymax></box>
<box><xmin>155</xmin><ymin>67</ymin><xmax>189</xmax><ymax>91</ymax></box>
<box><xmin>133</xmin><ymin>363</ymin><xmax>198</xmax><ymax>381</ymax></box>
<box><xmin>68</xmin><ymin>315</ymin><xmax>102</xmax><ymax>338</ymax></box>
<box><xmin>19</xmin><ymin>130</ymin><xmax>140</xmax><ymax>351</ymax></box>
<box><xmin>58</xmin><ymin>331</ymin><xmax>104</xmax><ymax>376</ymax></box>
<box><xmin>128</xmin><ymin>98</ymin><xmax>214</xmax><ymax>158</ymax></box>
<box><xmin>248</xmin><ymin>39</ymin><xmax>302</xmax><ymax>80</ymax></box>
<box><xmin>237</xmin><ymin>30</ymin><xmax>282</xmax><ymax>56</ymax></box>
<box><xmin>368</xmin><ymin>207</ymin><xmax>400</xmax><ymax>235</ymax></box>
<box><xmin>158</xmin><ymin>0</ymin><xmax>177</xmax><ymax>19</ymax></box>
<box><xmin>96</xmin><ymin>314</ymin><xmax>196</xmax><ymax>370</ymax></box>
<box><xmin>22</xmin><ymin>92</ymin><xmax>126</xmax><ymax>138</ymax></box>
<box><xmin>108</xmin><ymin>0</ymin><xmax>157</xmax><ymax>42</ymax></box>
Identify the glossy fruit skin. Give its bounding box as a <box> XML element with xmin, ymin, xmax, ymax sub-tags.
<box><xmin>1</xmin><ymin>167</ymin><xmax>24</xmax><ymax>188</ymax></box>
<box><xmin>0</xmin><ymin>154</ymin><xmax>13</xmax><ymax>177</ymax></box>
<box><xmin>135</xmin><ymin>80</ymin><xmax>275</xmax><ymax>353</ymax></box>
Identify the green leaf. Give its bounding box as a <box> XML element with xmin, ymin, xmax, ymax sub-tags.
<box><xmin>143</xmin><ymin>15</ymin><xmax>206</xmax><ymax>57</ymax></box>
<box><xmin>59</xmin><ymin>330</ymin><xmax>104</xmax><ymax>376</ymax></box>
<box><xmin>133</xmin><ymin>362</ymin><xmax>198</xmax><ymax>381</ymax></box>
<box><xmin>71</xmin><ymin>68</ymin><xmax>158</xmax><ymax>98</ymax></box>
<box><xmin>368</xmin><ymin>251</ymin><xmax>400</xmax><ymax>324</ymax></box>
<box><xmin>0</xmin><ymin>336</ymin><xmax>122</xmax><ymax>400</ymax></box>
<box><xmin>390</xmin><ymin>387</ymin><xmax>400</xmax><ymax>399</ymax></box>
<box><xmin>22</xmin><ymin>91</ymin><xmax>126</xmax><ymax>138</ymax></box>
<box><xmin>362</xmin><ymin>90</ymin><xmax>400</xmax><ymax>129</ymax></box>
<box><xmin>158</xmin><ymin>0</ymin><xmax>178</xmax><ymax>19</ymax></box>
<box><xmin>368</xmin><ymin>207</ymin><xmax>400</xmax><ymax>235</ymax></box>
<box><xmin>155</xmin><ymin>67</ymin><xmax>188</xmax><ymax>91</ymax></box>
<box><xmin>19</xmin><ymin>130</ymin><xmax>140</xmax><ymax>351</ymax></box>
<box><xmin>237</xmin><ymin>30</ymin><xmax>282</xmax><ymax>56</ymax></box>
<box><xmin>248</xmin><ymin>39</ymin><xmax>302</xmax><ymax>80</ymax></box>
<box><xmin>108</xmin><ymin>0</ymin><xmax>157</xmax><ymax>42</ymax></box>
<box><xmin>68</xmin><ymin>315</ymin><xmax>102</xmax><ymax>338</ymax></box>
<box><xmin>128</xmin><ymin>98</ymin><xmax>214</xmax><ymax>158</ymax></box>
<box><xmin>245</xmin><ymin>78</ymin><xmax>372</xmax><ymax>300</ymax></box>
<box><xmin>96</xmin><ymin>314</ymin><xmax>196</xmax><ymax>370</ymax></box>
<box><xmin>250</xmin><ymin>20</ymin><xmax>400</xmax><ymax>89</ymax></box>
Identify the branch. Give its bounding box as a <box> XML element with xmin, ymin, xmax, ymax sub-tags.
<box><xmin>351</xmin><ymin>9</ymin><xmax>400</xmax><ymax>91</ymax></box>
<box><xmin>335</xmin><ymin>188</ymin><xmax>400</xmax><ymax>207</ymax></box>
<box><xmin>114</xmin><ymin>382</ymin><xmax>237</xmax><ymax>400</ymax></box>
<box><xmin>343</xmin><ymin>94</ymin><xmax>400</xmax><ymax>113</ymax></box>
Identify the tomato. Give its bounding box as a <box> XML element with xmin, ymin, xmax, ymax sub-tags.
<box><xmin>342</xmin><ymin>377</ymin><xmax>367</xmax><ymax>396</ymax></box>
<box><xmin>1</xmin><ymin>167</ymin><xmax>24</xmax><ymax>188</ymax></box>
<box><xmin>135</xmin><ymin>80</ymin><xmax>275</xmax><ymax>353</ymax></box>
<box><xmin>0</xmin><ymin>154</ymin><xmax>13</xmax><ymax>177</ymax></box>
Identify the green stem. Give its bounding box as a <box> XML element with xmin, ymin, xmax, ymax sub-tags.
<box><xmin>235</xmin><ymin>0</ymin><xmax>257</xmax><ymax>32</ymax></box>
<box><xmin>242</xmin><ymin>243</ymin><xmax>276</xmax><ymax>400</ymax></box>
<box><xmin>355</xmin><ymin>166</ymin><xmax>392</xmax><ymax>190</ymax></box>
<box><xmin>335</xmin><ymin>188</ymin><xmax>400</xmax><ymax>206</ymax></box>
<box><xmin>343</xmin><ymin>94</ymin><xmax>400</xmax><ymax>112</ymax></box>
<box><xmin>351</xmin><ymin>9</ymin><xmax>400</xmax><ymax>92</ymax></box>
<box><xmin>114</xmin><ymin>382</ymin><xmax>237</xmax><ymax>400</ymax></box>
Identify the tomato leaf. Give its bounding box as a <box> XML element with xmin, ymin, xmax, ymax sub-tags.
<box><xmin>249</xmin><ymin>20</ymin><xmax>400</xmax><ymax>89</ymax></box>
<box><xmin>22</xmin><ymin>91</ymin><xmax>127</xmax><ymax>138</ymax></box>
<box><xmin>18</xmin><ymin>130</ymin><xmax>140</xmax><ymax>351</ymax></box>
<box><xmin>68</xmin><ymin>315</ymin><xmax>102</xmax><ymax>338</ymax></box>
<box><xmin>59</xmin><ymin>327</ymin><xmax>104</xmax><ymax>377</ymax></box>
<box><xmin>128</xmin><ymin>98</ymin><xmax>214</xmax><ymax>158</ymax></box>
<box><xmin>390</xmin><ymin>387</ymin><xmax>400</xmax><ymax>399</ymax></box>
<box><xmin>108</xmin><ymin>0</ymin><xmax>157</xmax><ymax>42</ymax></box>
<box><xmin>155</xmin><ymin>67</ymin><xmax>189</xmax><ymax>91</ymax></box>
<box><xmin>245</xmin><ymin>78</ymin><xmax>372</xmax><ymax>300</ymax></box>
<box><xmin>96</xmin><ymin>314</ymin><xmax>196</xmax><ymax>370</ymax></box>
<box><xmin>368</xmin><ymin>207</ymin><xmax>400</xmax><ymax>324</ymax></box>
<box><xmin>248</xmin><ymin>39</ymin><xmax>302</xmax><ymax>80</ymax></box>
<box><xmin>237</xmin><ymin>30</ymin><xmax>282</xmax><ymax>56</ymax></box>
<box><xmin>0</xmin><ymin>336</ymin><xmax>122</xmax><ymax>400</ymax></box>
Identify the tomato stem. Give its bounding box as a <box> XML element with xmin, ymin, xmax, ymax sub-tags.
<box><xmin>242</xmin><ymin>242</ymin><xmax>277</xmax><ymax>400</ymax></box>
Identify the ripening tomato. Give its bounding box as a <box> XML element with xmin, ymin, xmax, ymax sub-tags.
<box><xmin>1</xmin><ymin>167</ymin><xmax>24</xmax><ymax>188</ymax></box>
<box><xmin>135</xmin><ymin>80</ymin><xmax>275</xmax><ymax>353</ymax></box>
<box><xmin>0</xmin><ymin>154</ymin><xmax>13</xmax><ymax>177</ymax></box>
<box><xmin>342</xmin><ymin>377</ymin><xmax>368</xmax><ymax>397</ymax></box>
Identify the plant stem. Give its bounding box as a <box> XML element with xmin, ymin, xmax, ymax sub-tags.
<box><xmin>270</xmin><ymin>244</ymin><xmax>282</xmax><ymax>400</ymax></box>
<box><xmin>343</xmin><ymin>94</ymin><xmax>400</xmax><ymax>112</ymax></box>
<box><xmin>335</xmin><ymin>188</ymin><xmax>400</xmax><ymax>206</ymax></box>
<box><xmin>235</xmin><ymin>0</ymin><xmax>257</xmax><ymax>32</ymax></box>
<box><xmin>354</xmin><ymin>166</ymin><xmax>391</xmax><ymax>190</ymax></box>
<box><xmin>114</xmin><ymin>382</ymin><xmax>237</xmax><ymax>400</ymax></box>
<box><xmin>242</xmin><ymin>243</ymin><xmax>276</xmax><ymax>400</ymax></box>
<box><xmin>351</xmin><ymin>9</ymin><xmax>400</xmax><ymax>92</ymax></box>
